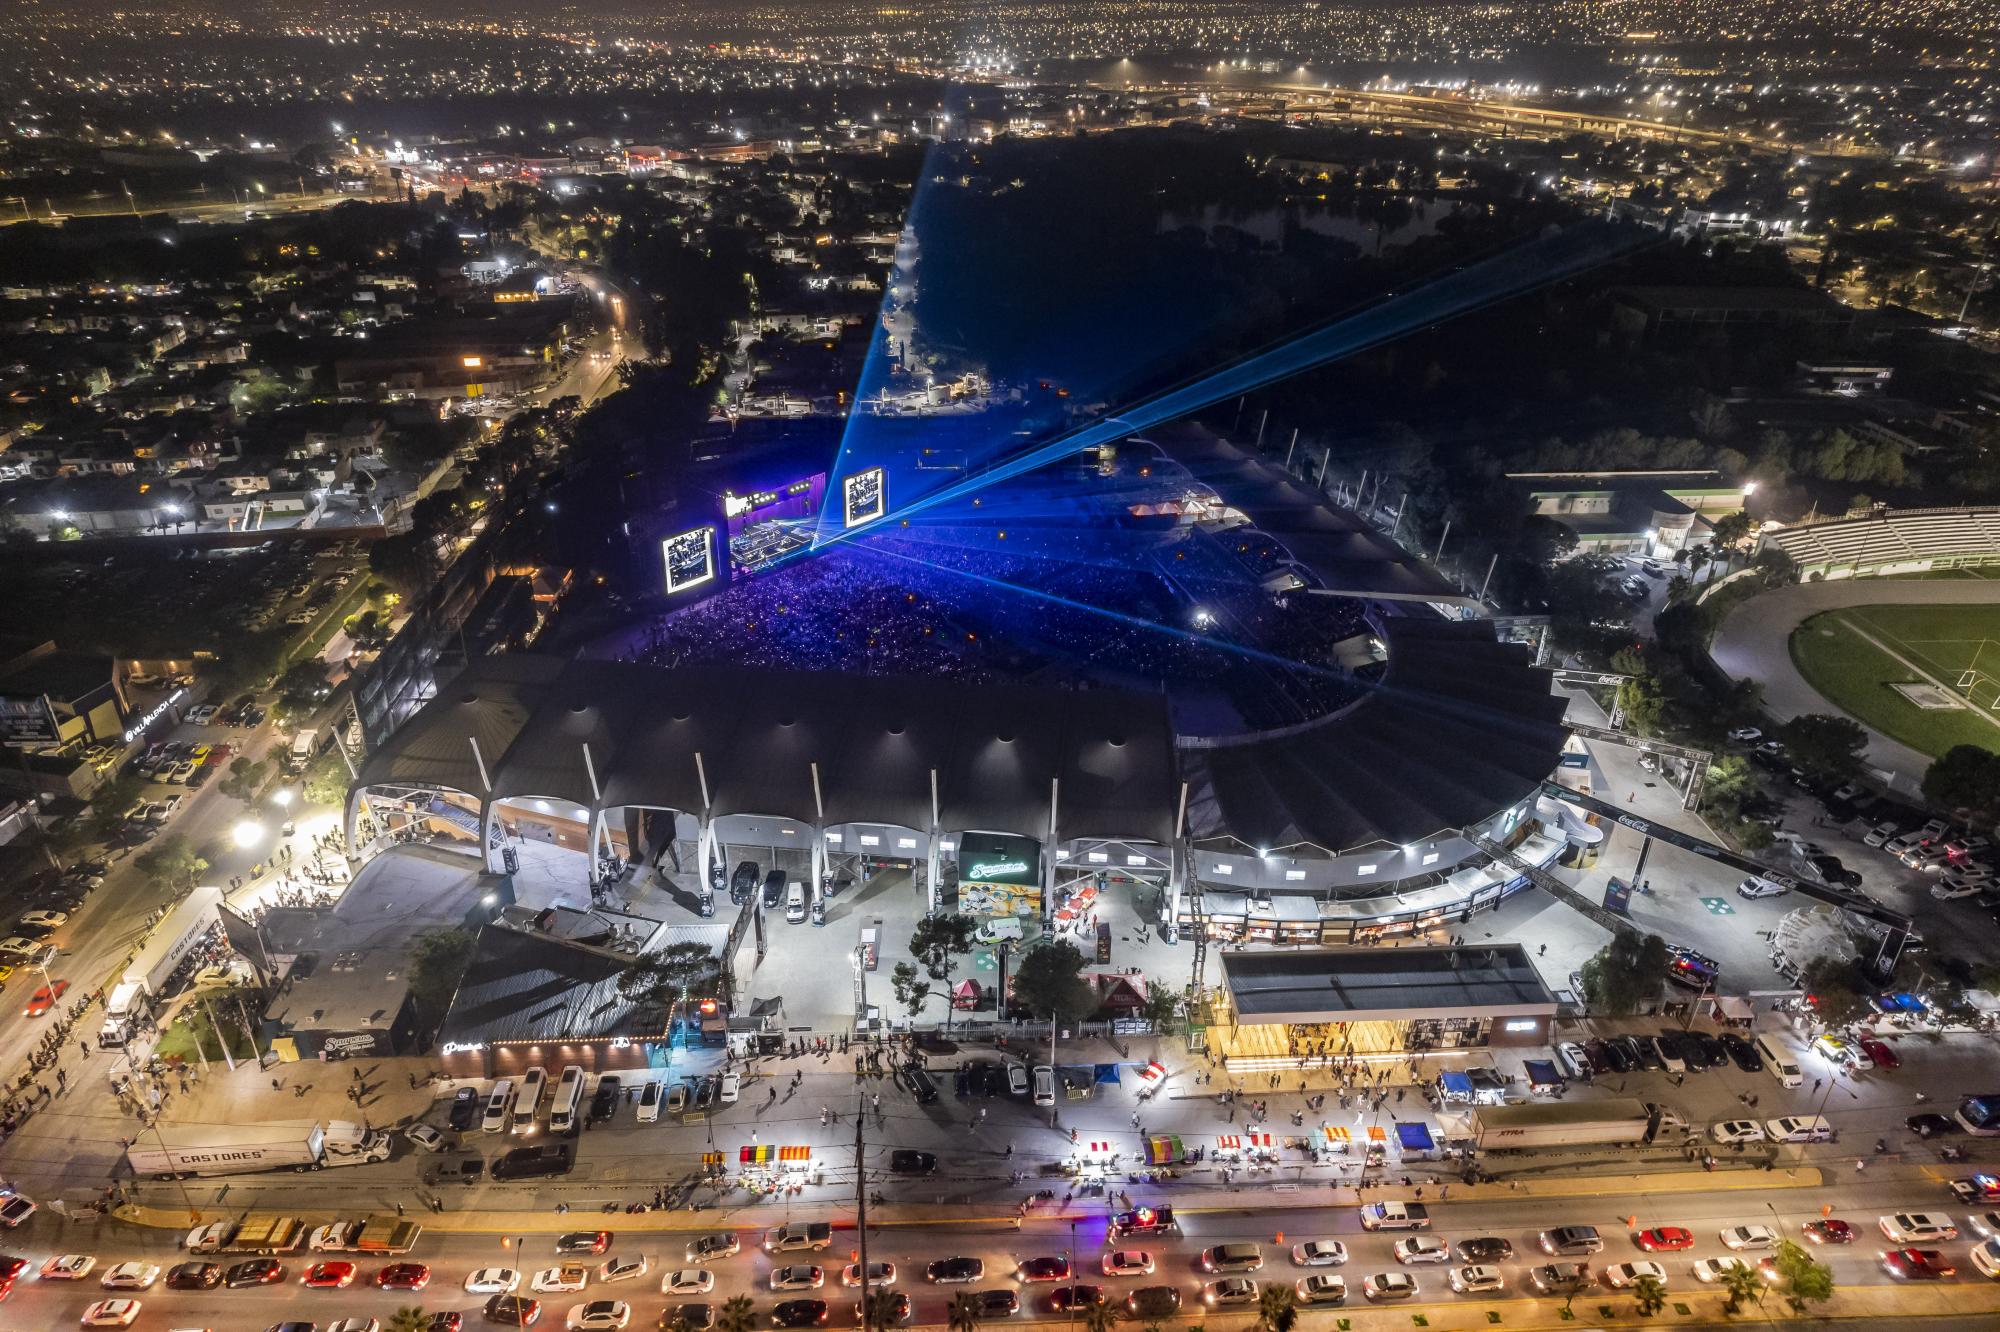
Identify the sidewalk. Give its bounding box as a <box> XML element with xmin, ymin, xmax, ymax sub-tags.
<box><xmin>117</xmin><ymin>1165</ymin><xmax>1827</xmax><ymax>1235</ymax></box>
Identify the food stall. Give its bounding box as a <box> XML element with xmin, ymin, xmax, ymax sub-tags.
<box><xmin>739</xmin><ymin>1143</ymin><xmax>817</xmax><ymax>1193</ymax></box>
<box><xmin>1144</xmin><ymin>1134</ymin><xmax>1187</xmax><ymax>1166</ymax></box>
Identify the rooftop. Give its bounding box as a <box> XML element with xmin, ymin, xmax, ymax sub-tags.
<box><xmin>1220</xmin><ymin>943</ymin><xmax>1557</xmax><ymax>1023</ymax></box>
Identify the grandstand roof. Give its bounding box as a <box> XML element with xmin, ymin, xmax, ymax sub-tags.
<box><xmin>1221</xmin><ymin>943</ymin><xmax>1557</xmax><ymax>1024</ymax></box>
<box><xmin>355</xmin><ymin>656</ymin><xmax>1181</xmax><ymax>844</ymax></box>
<box><xmin>1180</xmin><ymin>616</ymin><xmax>1570</xmax><ymax>853</ymax></box>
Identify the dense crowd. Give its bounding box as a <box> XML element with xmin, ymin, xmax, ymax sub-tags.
<box><xmin>628</xmin><ymin>500</ymin><xmax>1375</xmax><ymax>732</ymax></box>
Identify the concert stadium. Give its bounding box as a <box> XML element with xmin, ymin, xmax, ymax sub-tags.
<box><xmin>351</xmin><ymin>222</ymin><xmax>1647</xmax><ymax>1004</ymax></box>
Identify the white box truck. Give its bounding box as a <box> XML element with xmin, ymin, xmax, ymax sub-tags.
<box><xmin>125</xmin><ymin>1119</ymin><xmax>391</xmax><ymax>1180</ymax></box>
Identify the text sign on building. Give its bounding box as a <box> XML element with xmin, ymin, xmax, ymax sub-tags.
<box><xmin>842</xmin><ymin>467</ymin><xmax>886</xmax><ymax>528</ymax></box>
<box><xmin>663</xmin><ymin>526</ymin><xmax>717</xmax><ymax>594</ymax></box>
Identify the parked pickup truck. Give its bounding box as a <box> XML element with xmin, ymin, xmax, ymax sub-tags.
<box><xmin>1358</xmin><ymin>1202</ymin><xmax>1431</xmax><ymax>1231</ymax></box>
<box><xmin>765</xmin><ymin>1222</ymin><xmax>834</xmax><ymax>1252</ymax></box>
<box><xmin>307</xmin><ymin>1219</ymin><xmax>423</xmax><ymax>1254</ymax></box>
<box><xmin>184</xmin><ymin>1213</ymin><xmax>304</xmax><ymax>1256</ymax></box>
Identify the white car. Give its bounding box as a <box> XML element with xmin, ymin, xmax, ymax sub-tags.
<box><xmin>98</xmin><ymin>1262</ymin><xmax>159</xmax><ymax>1290</ymax></box>
<box><xmin>80</xmin><ymin>1300</ymin><xmax>142</xmax><ymax>1327</ymax></box>
<box><xmin>1728</xmin><ymin>727</ymin><xmax>1762</xmax><ymax>743</ymax></box>
<box><xmin>17</xmin><ymin>911</ymin><xmax>69</xmax><ymax>931</ymax></box>
<box><xmin>662</xmin><ymin>1269</ymin><xmax>716</xmax><ymax>1296</ymax></box>
<box><xmin>720</xmin><ymin>1071</ymin><xmax>740</xmax><ymax>1103</ymax></box>
<box><xmin>1691</xmin><ymin>1257</ymin><xmax>1750</xmax><ymax>1283</ymax></box>
<box><xmin>566</xmin><ymin>1301</ymin><xmax>632</xmax><ymax>1331</ymax></box>
<box><xmin>1932</xmin><ymin>876</ymin><xmax>1985</xmax><ymax>901</ymax></box>
<box><xmin>1203</xmin><ymin>1277</ymin><xmax>1259</xmax><ymax>1306</ymax></box>
<box><xmin>599</xmin><ymin>1256</ymin><xmax>648</xmax><ymax>1284</ymax></box>
<box><xmin>534</xmin><ymin>1264</ymin><xmax>591</xmax><ymax>1293</ymax></box>
<box><xmin>1719</xmin><ymin>1225</ymin><xmax>1779</xmax><ymax>1251</ymax></box>
<box><xmin>327</xmin><ymin>1319</ymin><xmax>382</xmax><ymax>1332</ymax></box>
<box><xmin>405</xmin><ymin>1123</ymin><xmax>446</xmax><ymax>1152</ymax></box>
<box><xmin>465</xmin><ymin>1267</ymin><xmax>521</xmax><ymax>1294</ymax></box>
<box><xmin>1362</xmin><ymin>1272</ymin><xmax>1419</xmax><ymax>1301</ymax></box>
<box><xmin>1863</xmin><ymin>822</ymin><xmax>1900</xmax><ymax>848</ymax></box>
<box><xmin>1884</xmin><ymin>834</ymin><xmax>1926</xmax><ymax>857</ymax></box>
<box><xmin>1651</xmin><ymin>1037</ymin><xmax>1687</xmax><ymax>1074</ymax></box>
<box><xmin>1392</xmin><ymin>1236</ymin><xmax>1450</xmax><ymax>1265</ymax></box>
<box><xmin>1101</xmin><ymin>1251</ymin><xmax>1153</xmax><ymax>1277</ymax></box>
<box><xmin>1449</xmin><ymin>1265</ymin><xmax>1505</xmax><ymax>1294</ymax></box>
<box><xmin>1555</xmin><ymin>1041</ymin><xmax>1592</xmax><ymax>1081</ymax></box>
<box><xmin>1291</xmin><ymin>1240</ymin><xmax>1347</xmax><ymax>1267</ymax></box>
<box><xmin>1973</xmin><ymin>1238</ymin><xmax>2000</xmax><ymax>1279</ymax></box>
<box><xmin>40</xmin><ymin>1254</ymin><xmax>96</xmax><ymax>1280</ymax></box>
<box><xmin>1295</xmin><ymin>1274</ymin><xmax>1347</xmax><ymax>1304</ymax></box>
<box><xmin>769</xmin><ymin>1265</ymin><xmax>825</xmax><ymax>1292</ymax></box>
<box><xmin>1604</xmin><ymin>1261</ymin><xmax>1667</xmax><ymax>1289</ymax></box>
<box><xmin>1813</xmin><ymin>1035</ymin><xmax>1872</xmax><ymax>1071</ymax></box>
<box><xmin>1710</xmin><ymin>1120</ymin><xmax>1767</xmax><ymax>1145</ymax></box>
<box><xmin>1880</xmin><ymin>1213</ymin><xmax>1958</xmax><ymax>1244</ymax></box>
<box><xmin>1737</xmin><ymin>876</ymin><xmax>1787</xmax><ymax>899</ymax></box>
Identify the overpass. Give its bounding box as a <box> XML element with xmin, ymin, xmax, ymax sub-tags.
<box><xmin>1540</xmin><ymin>781</ymin><xmax>1913</xmax><ymax>977</ymax></box>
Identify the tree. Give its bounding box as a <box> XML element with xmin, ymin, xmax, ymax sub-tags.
<box><xmin>889</xmin><ymin>962</ymin><xmax>938</xmax><ymax>1022</ymax></box>
<box><xmin>1798</xmin><ymin>956</ymin><xmax>1872</xmax><ymax>1030</ymax></box>
<box><xmin>862</xmin><ymin>1288</ymin><xmax>904</xmax><ymax>1332</ymax></box>
<box><xmin>1632</xmin><ymin>1272</ymin><xmax>1668</xmax><ymax>1317</ymax></box>
<box><xmin>387</xmin><ymin>1310</ymin><xmax>431</xmax><ymax>1332</ymax></box>
<box><xmin>1777</xmin><ymin>713</ymin><xmax>1868</xmax><ymax>784</ymax></box>
<box><xmin>1080</xmin><ymin>1300</ymin><xmax>1122</xmax><ymax>1332</ymax></box>
<box><xmin>717</xmin><ymin>1296</ymin><xmax>757</xmax><ymax>1332</ymax></box>
<box><xmin>947</xmin><ymin>1292</ymin><xmax>982</xmax><ymax>1332</ymax></box>
<box><xmin>133</xmin><ymin>834</ymin><xmax>208</xmax><ymax>890</ymax></box>
<box><xmin>1720</xmin><ymin>1259</ymin><xmax>1766</xmax><ymax>1314</ymax></box>
<box><xmin>1139</xmin><ymin>982</ymin><xmax>1184</xmax><ymax>1033</ymax></box>
<box><xmin>1008</xmin><ymin>939</ymin><xmax>1096</xmax><ymax>1024</ymax></box>
<box><xmin>1252</xmin><ymin>1283</ymin><xmax>1297</xmax><ymax>1332</ymax></box>
<box><xmin>85</xmin><ymin>773</ymin><xmax>144</xmax><ymax>842</ymax></box>
<box><xmin>1709</xmin><ymin>510</ymin><xmax>1754</xmax><ymax>551</ymax></box>
<box><xmin>406</xmin><ymin>927</ymin><xmax>478</xmax><ymax>1023</ymax></box>
<box><xmin>618</xmin><ymin>941</ymin><xmax>721</xmax><ymax>1018</ymax></box>
<box><xmin>908</xmin><ymin>913</ymin><xmax>978</xmax><ymax>1031</ymax></box>
<box><xmin>1770</xmin><ymin>1238</ymin><xmax>1834</xmax><ymax>1313</ymax></box>
<box><xmin>1577</xmin><ymin>932</ymin><xmax>1669</xmax><ymax>1015</ymax></box>
<box><xmin>218</xmin><ymin>755</ymin><xmax>272</xmax><ymax>803</ymax></box>
<box><xmin>1923</xmin><ymin>744</ymin><xmax>2000</xmax><ymax>818</ymax></box>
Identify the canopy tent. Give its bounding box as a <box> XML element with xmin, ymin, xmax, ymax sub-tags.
<box><xmin>1436</xmin><ymin>1070</ymin><xmax>1474</xmax><ymax>1103</ymax></box>
<box><xmin>1523</xmin><ymin>1059</ymin><xmax>1563</xmax><ymax>1091</ymax></box>
<box><xmin>1395</xmin><ymin>1122</ymin><xmax>1436</xmax><ymax>1154</ymax></box>
<box><xmin>739</xmin><ymin>1145</ymin><xmax>811</xmax><ymax>1164</ymax></box>
<box><xmin>1146</xmin><ymin>1135</ymin><xmax>1186</xmax><ymax>1165</ymax></box>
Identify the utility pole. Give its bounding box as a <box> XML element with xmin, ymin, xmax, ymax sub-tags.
<box><xmin>854</xmin><ymin>1096</ymin><xmax>870</xmax><ymax>1324</ymax></box>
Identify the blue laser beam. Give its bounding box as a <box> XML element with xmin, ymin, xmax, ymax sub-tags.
<box><xmin>810</xmin><ymin>218</ymin><xmax>1656</xmax><ymax>554</ymax></box>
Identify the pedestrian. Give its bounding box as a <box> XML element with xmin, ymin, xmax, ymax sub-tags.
<box><xmin>1813</xmin><ymin>1078</ymin><xmax>1823</xmax><ymax>1093</ymax></box>
<box><xmin>395</xmin><ymin>1201</ymin><xmax>405</xmax><ymax>1216</ymax></box>
<box><xmin>271</xmin><ymin>1077</ymin><xmax>281</xmax><ymax>1091</ymax></box>
<box><xmin>1537</xmin><ymin>943</ymin><xmax>1547</xmax><ymax>957</ymax></box>
<box><xmin>1855</xmin><ymin>1159</ymin><xmax>1866</xmax><ymax>1172</ymax></box>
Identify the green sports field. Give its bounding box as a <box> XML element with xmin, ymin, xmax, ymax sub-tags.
<box><xmin>1790</xmin><ymin>603</ymin><xmax>2000</xmax><ymax>758</ymax></box>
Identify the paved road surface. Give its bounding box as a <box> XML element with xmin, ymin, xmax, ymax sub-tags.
<box><xmin>0</xmin><ymin>1177</ymin><xmax>1994</xmax><ymax>1328</ymax></box>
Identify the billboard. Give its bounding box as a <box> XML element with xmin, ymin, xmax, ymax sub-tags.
<box><xmin>662</xmin><ymin>526</ymin><xmax>717</xmax><ymax>594</ymax></box>
<box><xmin>725</xmin><ymin>472</ymin><xmax>825</xmax><ymax>574</ymax></box>
<box><xmin>842</xmin><ymin>466</ymin><xmax>886</xmax><ymax>529</ymax></box>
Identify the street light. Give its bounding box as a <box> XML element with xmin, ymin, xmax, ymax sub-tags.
<box><xmin>231</xmin><ymin>819</ymin><xmax>265</xmax><ymax>850</ymax></box>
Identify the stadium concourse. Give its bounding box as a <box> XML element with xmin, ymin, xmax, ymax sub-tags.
<box><xmin>345</xmin><ymin>427</ymin><xmax>1574</xmax><ymax>1038</ymax></box>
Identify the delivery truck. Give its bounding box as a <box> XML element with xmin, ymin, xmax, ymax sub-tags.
<box><xmin>1465</xmin><ymin>1098</ymin><xmax>1659</xmax><ymax>1151</ymax></box>
<box><xmin>126</xmin><ymin>1119</ymin><xmax>392</xmax><ymax>1180</ymax></box>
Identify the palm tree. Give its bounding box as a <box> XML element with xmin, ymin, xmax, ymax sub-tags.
<box><xmin>387</xmin><ymin>1309</ymin><xmax>431</xmax><ymax>1332</ymax></box>
<box><xmin>717</xmin><ymin>1294</ymin><xmax>757</xmax><ymax>1332</ymax></box>
<box><xmin>1720</xmin><ymin>1261</ymin><xmax>1766</xmax><ymax>1314</ymax></box>
<box><xmin>1633</xmin><ymin>1273</ymin><xmax>1668</xmax><ymax>1317</ymax></box>
<box><xmin>1253</xmin><ymin>1284</ymin><xmax>1298</xmax><ymax>1332</ymax></box>
<box><xmin>862</xmin><ymin>1288</ymin><xmax>905</xmax><ymax>1332</ymax></box>
<box><xmin>947</xmin><ymin>1292</ymin><xmax>982</xmax><ymax>1332</ymax></box>
<box><xmin>1080</xmin><ymin>1300</ymin><xmax>1122</xmax><ymax>1332</ymax></box>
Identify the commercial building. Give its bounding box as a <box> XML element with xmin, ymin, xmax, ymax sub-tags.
<box><xmin>1212</xmin><ymin>944</ymin><xmax>1559</xmax><ymax>1069</ymax></box>
<box><xmin>0</xmin><ymin>638</ymin><xmax>128</xmax><ymax>748</ymax></box>
<box><xmin>1511</xmin><ymin>469</ymin><xmax>1749</xmax><ymax>558</ymax></box>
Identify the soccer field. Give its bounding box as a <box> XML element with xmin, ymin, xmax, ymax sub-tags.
<box><xmin>1790</xmin><ymin>603</ymin><xmax>2000</xmax><ymax>758</ymax></box>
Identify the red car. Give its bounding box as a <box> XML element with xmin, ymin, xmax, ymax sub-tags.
<box><xmin>1803</xmin><ymin>1219</ymin><xmax>1854</xmax><ymax>1245</ymax></box>
<box><xmin>426</xmin><ymin>1316</ymin><xmax>462</xmax><ymax>1332</ymax></box>
<box><xmin>1018</xmin><ymin>1257</ymin><xmax>1071</xmax><ymax>1282</ymax></box>
<box><xmin>0</xmin><ymin>1257</ymin><xmax>26</xmax><ymax>1282</ymax></box>
<box><xmin>1859</xmin><ymin>1038</ymin><xmax>1899</xmax><ymax>1069</ymax></box>
<box><xmin>1636</xmin><ymin>1227</ymin><xmax>1694</xmax><ymax>1252</ymax></box>
<box><xmin>1882</xmin><ymin>1248</ymin><xmax>1955</xmax><ymax>1279</ymax></box>
<box><xmin>25</xmin><ymin>979</ymin><xmax>67</xmax><ymax>1017</ymax></box>
<box><xmin>302</xmin><ymin>1261</ymin><xmax>355</xmax><ymax>1289</ymax></box>
<box><xmin>375</xmin><ymin>1262</ymin><xmax>431</xmax><ymax>1290</ymax></box>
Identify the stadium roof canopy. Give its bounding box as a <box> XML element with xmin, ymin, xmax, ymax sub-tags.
<box><xmin>1179</xmin><ymin>616</ymin><xmax>1570</xmax><ymax>854</ymax></box>
<box><xmin>355</xmin><ymin>655</ymin><xmax>1181</xmax><ymax>844</ymax></box>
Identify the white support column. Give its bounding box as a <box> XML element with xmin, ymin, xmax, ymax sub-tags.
<box><xmin>699</xmin><ymin>819</ymin><xmax>718</xmax><ymax>889</ymax></box>
<box><xmin>811</xmin><ymin>834</ymin><xmax>827</xmax><ymax>910</ymax></box>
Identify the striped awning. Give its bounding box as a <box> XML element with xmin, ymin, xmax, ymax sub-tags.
<box><xmin>780</xmin><ymin>1145</ymin><xmax>811</xmax><ymax>1162</ymax></box>
<box><xmin>702</xmin><ymin>1152</ymin><xmax>724</xmax><ymax>1166</ymax></box>
<box><xmin>1217</xmin><ymin>1135</ymin><xmax>1241</xmax><ymax>1150</ymax></box>
<box><xmin>1145</xmin><ymin>1135</ymin><xmax>1184</xmax><ymax>1165</ymax></box>
<box><xmin>1247</xmin><ymin>1131</ymin><xmax>1273</xmax><ymax>1149</ymax></box>
<box><xmin>741</xmin><ymin>1145</ymin><xmax>772</xmax><ymax>1163</ymax></box>
<box><xmin>1367</xmin><ymin>1126</ymin><xmax>1388</xmax><ymax>1142</ymax></box>
<box><xmin>1083</xmin><ymin>1140</ymin><xmax>1115</xmax><ymax>1155</ymax></box>
<box><xmin>741</xmin><ymin>1145</ymin><xmax>812</xmax><ymax>1164</ymax></box>
<box><xmin>1321</xmin><ymin>1126</ymin><xmax>1351</xmax><ymax>1144</ymax></box>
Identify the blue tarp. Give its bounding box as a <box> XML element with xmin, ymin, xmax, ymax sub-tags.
<box><xmin>1524</xmin><ymin>1059</ymin><xmax>1563</xmax><ymax>1087</ymax></box>
<box><xmin>1396</xmin><ymin>1122</ymin><xmax>1435</xmax><ymax>1152</ymax></box>
<box><xmin>1094</xmin><ymin>1064</ymin><xmax>1122</xmax><ymax>1085</ymax></box>
<box><xmin>1438</xmin><ymin>1071</ymin><xmax>1473</xmax><ymax>1095</ymax></box>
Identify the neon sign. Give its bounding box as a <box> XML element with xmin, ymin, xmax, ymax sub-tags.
<box><xmin>967</xmin><ymin>859</ymin><xmax>1028</xmax><ymax>880</ymax></box>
